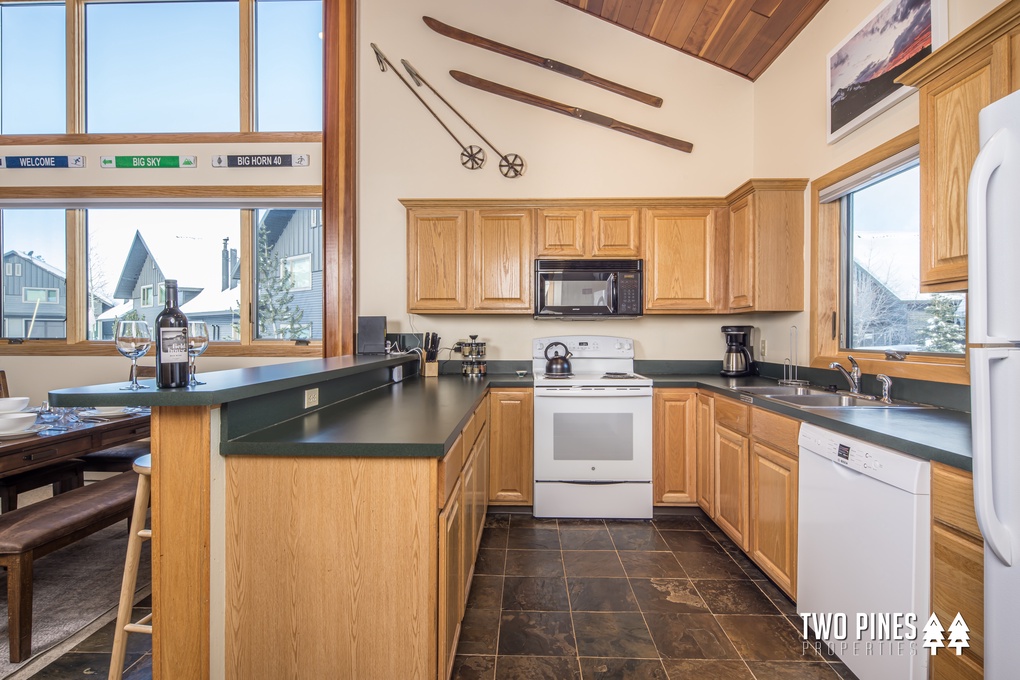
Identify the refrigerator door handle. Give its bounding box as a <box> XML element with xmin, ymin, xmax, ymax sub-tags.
<box><xmin>971</xmin><ymin>348</ymin><xmax>1014</xmax><ymax>566</ymax></box>
<box><xmin>967</xmin><ymin>128</ymin><xmax>1009</xmax><ymax>345</ymax></box>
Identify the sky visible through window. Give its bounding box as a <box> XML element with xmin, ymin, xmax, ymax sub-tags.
<box><xmin>0</xmin><ymin>1</ymin><xmax>323</xmax><ymax>339</ymax></box>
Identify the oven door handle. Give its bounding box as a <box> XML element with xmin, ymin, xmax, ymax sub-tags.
<box><xmin>556</xmin><ymin>480</ymin><xmax>650</xmax><ymax>485</ymax></box>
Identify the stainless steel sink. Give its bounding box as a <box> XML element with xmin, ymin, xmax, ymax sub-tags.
<box><xmin>738</xmin><ymin>386</ymin><xmax>823</xmax><ymax>396</ymax></box>
<box><xmin>766</xmin><ymin>393</ymin><xmax>934</xmax><ymax>409</ymax></box>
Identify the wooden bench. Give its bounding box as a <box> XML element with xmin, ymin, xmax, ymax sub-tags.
<box><xmin>0</xmin><ymin>471</ymin><xmax>139</xmax><ymax>662</ymax></box>
<box><xmin>0</xmin><ymin>459</ymin><xmax>86</xmax><ymax>513</ymax></box>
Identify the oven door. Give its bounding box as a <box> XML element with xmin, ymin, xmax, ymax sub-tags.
<box><xmin>533</xmin><ymin>386</ymin><xmax>652</xmax><ymax>482</ymax></box>
<box><xmin>535</xmin><ymin>271</ymin><xmax>617</xmax><ymax>316</ymax></box>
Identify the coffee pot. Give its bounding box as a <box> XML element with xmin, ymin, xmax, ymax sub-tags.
<box><xmin>721</xmin><ymin>325</ymin><xmax>755</xmax><ymax>377</ymax></box>
<box><xmin>544</xmin><ymin>341</ymin><xmax>573</xmax><ymax>376</ymax></box>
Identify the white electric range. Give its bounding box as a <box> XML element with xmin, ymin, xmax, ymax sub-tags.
<box><xmin>532</xmin><ymin>336</ymin><xmax>653</xmax><ymax>519</ymax></box>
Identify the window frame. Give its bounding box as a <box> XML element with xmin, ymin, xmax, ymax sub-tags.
<box><xmin>0</xmin><ymin>0</ymin><xmax>355</xmax><ymax>359</ymax></box>
<box><xmin>23</xmin><ymin>287</ymin><xmax>60</xmax><ymax>304</ymax></box>
<box><xmin>140</xmin><ymin>285</ymin><xmax>154</xmax><ymax>308</ymax></box>
<box><xmin>810</xmin><ymin>127</ymin><xmax>968</xmax><ymax>384</ymax></box>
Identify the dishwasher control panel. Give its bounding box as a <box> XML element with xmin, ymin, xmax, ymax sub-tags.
<box><xmin>798</xmin><ymin>423</ymin><xmax>931</xmax><ymax>494</ymax></box>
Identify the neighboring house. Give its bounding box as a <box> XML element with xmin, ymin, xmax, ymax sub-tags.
<box><xmin>254</xmin><ymin>208</ymin><xmax>323</xmax><ymax>340</ymax></box>
<box><xmin>852</xmin><ymin>261</ymin><xmax>952</xmax><ymax>350</ymax></box>
<box><xmin>3</xmin><ymin>250</ymin><xmax>114</xmax><ymax>339</ymax></box>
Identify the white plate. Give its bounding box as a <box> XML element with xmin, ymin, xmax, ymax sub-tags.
<box><xmin>80</xmin><ymin>408</ymin><xmax>135</xmax><ymax>419</ymax></box>
<box><xmin>0</xmin><ymin>424</ymin><xmax>48</xmax><ymax>441</ymax></box>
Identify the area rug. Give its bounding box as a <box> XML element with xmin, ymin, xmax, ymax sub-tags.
<box><xmin>0</xmin><ymin>522</ymin><xmax>151</xmax><ymax>678</ymax></box>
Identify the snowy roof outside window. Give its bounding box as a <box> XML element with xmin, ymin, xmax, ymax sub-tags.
<box><xmin>852</xmin><ymin>233</ymin><xmax>933</xmax><ymax>303</ymax></box>
<box><xmin>96</xmin><ymin>300</ymin><xmax>134</xmax><ymax>321</ymax></box>
<box><xmin>4</xmin><ymin>250</ymin><xmax>65</xmax><ymax>280</ymax></box>
<box><xmin>113</xmin><ymin>230</ymin><xmax>227</xmax><ymax>300</ymax></box>
<box><xmin>180</xmin><ymin>285</ymin><xmax>240</xmax><ymax>317</ymax></box>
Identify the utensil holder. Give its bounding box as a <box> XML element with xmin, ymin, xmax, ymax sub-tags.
<box><xmin>423</xmin><ymin>361</ymin><xmax>439</xmax><ymax>378</ymax></box>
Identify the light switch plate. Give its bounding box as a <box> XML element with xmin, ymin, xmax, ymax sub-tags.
<box><xmin>304</xmin><ymin>388</ymin><xmax>319</xmax><ymax>409</ymax></box>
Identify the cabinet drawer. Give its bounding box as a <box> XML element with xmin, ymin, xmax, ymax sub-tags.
<box><xmin>463</xmin><ymin>411</ymin><xmax>479</xmax><ymax>455</ymax></box>
<box><xmin>0</xmin><ymin>437</ymin><xmax>91</xmax><ymax>475</ymax></box>
<box><xmin>98</xmin><ymin>423</ymin><xmax>151</xmax><ymax>449</ymax></box>
<box><xmin>437</xmin><ymin>434</ymin><xmax>465</xmax><ymax>509</ymax></box>
<box><xmin>715</xmin><ymin>397</ymin><xmax>749</xmax><ymax>434</ymax></box>
<box><xmin>751</xmin><ymin>408</ymin><xmax>799</xmax><ymax>454</ymax></box>
<box><xmin>932</xmin><ymin>463</ymin><xmax>981</xmax><ymax>539</ymax></box>
<box><xmin>474</xmin><ymin>395</ymin><xmax>488</xmax><ymax>438</ymax></box>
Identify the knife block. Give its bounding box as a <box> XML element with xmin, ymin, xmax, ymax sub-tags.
<box><xmin>422</xmin><ymin>361</ymin><xmax>439</xmax><ymax>378</ymax></box>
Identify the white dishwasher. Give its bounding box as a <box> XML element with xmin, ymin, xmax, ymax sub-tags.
<box><xmin>797</xmin><ymin>423</ymin><xmax>930</xmax><ymax>680</ymax></box>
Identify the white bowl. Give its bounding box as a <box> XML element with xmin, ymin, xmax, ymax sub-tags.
<box><xmin>0</xmin><ymin>412</ymin><xmax>38</xmax><ymax>434</ymax></box>
<box><xmin>88</xmin><ymin>406</ymin><xmax>127</xmax><ymax>416</ymax></box>
<box><xmin>0</xmin><ymin>397</ymin><xmax>29</xmax><ymax>414</ymax></box>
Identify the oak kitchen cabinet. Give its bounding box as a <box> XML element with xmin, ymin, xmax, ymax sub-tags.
<box><xmin>898</xmin><ymin>0</ymin><xmax>1020</xmax><ymax>292</ymax></box>
<box><xmin>488</xmin><ymin>388</ymin><xmax>534</xmax><ymax>505</ymax></box>
<box><xmin>695</xmin><ymin>392</ymin><xmax>716</xmax><ymax>518</ymax></box>
<box><xmin>725</xmin><ymin>179</ymin><xmax>807</xmax><ymax>312</ymax></box>
<box><xmin>652</xmin><ymin>388</ymin><xmax>697</xmax><ymax>505</ymax></box>
<box><xmin>713</xmin><ymin>395</ymin><xmax>751</xmax><ymax>551</ymax></box>
<box><xmin>405</xmin><ymin>205</ymin><xmax>532</xmax><ymax>313</ymax></box>
<box><xmin>644</xmin><ymin>207</ymin><xmax>727</xmax><ymax>313</ymax></box>
<box><xmin>535</xmin><ymin>207</ymin><xmax>642</xmax><ymax>258</ymax></box>
<box><xmin>930</xmin><ymin>462</ymin><xmax>984</xmax><ymax>680</ymax></box>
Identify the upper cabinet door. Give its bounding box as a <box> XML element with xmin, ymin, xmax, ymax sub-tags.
<box><xmin>536</xmin><ymin>208</ymin><xmax>586</xmax><ymax>258</ymax></box>
<box><xmin>591</xmin><ymin>209</ymin><xmax>641</xmax><ymax>257</ymax></box>
<box><xmin>471</xmin><ymin>209</ymin><xmax>533</xmax><ymax>311</ymax></box>
<box><xmin>407</xmin><ymin>209</ymin><xmax>468</xmax><ymax>311</ymax></box>
<box><xmin>727</xmin><ymin>195</ymin><xmax>755</xmax><ymax>310</ymax></box>
<box><xmin>644</xmin><ymin>207</ymin><xmax>722</xmax><ymax>312</ymax></box>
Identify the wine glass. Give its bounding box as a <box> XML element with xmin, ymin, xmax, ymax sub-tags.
<box><xmin>187</xmin><ymin>321</ymin><xmax>210</xmax><ymax>386</ymax></box>
<box><xmin>115</xmin><ymin>320</ymin><xmax>152</xmax><ymax>390</ymax></box>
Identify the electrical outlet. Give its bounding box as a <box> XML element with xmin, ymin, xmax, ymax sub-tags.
<box><xmin>760</xmin><ymin>339</ymin><xmax>767</xmax><ymax>359</ymax></box>
<box><xmin>304</xmin><ymin>388</ymin><xmax>319</xmax><ymax>409</ymax></box>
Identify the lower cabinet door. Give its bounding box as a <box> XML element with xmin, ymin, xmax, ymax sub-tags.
<box><xmin>438</xmin><ymin>479</ymin><xmax>464</xmax><ymax>680</ymax></box>
<box><xmin>652</xmin><ymin>389</ymin><xmax>697</xmax><ymax>505</ymax></box>
<box><xmin>488</xmin><ymin>389</ymin><xmax>534</xmax><ymax>504</ymax></box>
<box><xmin>696</xmin><ymin>394</ymin><xmax>716</xmax><ymax>517</ymax></box>
<box><xmin>749</xmin><ymin>441</ymin><xmax>798</xmax><ymax>598</ymax></box>
<box><xmin>714</xmin><ymin>424</ymin><xmax>749</xmax><ymax>551</ymax></box>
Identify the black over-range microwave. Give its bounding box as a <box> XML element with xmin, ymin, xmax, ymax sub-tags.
<box><xmin>534</xmin><ymin>259</ymin><xmax>643</xmax><ymax>319</ymax></box>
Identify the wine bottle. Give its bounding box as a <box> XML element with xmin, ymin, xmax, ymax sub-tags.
<box><xmin>155</xmin><ymin>279</ymin><xmax>189</xmax><ymax>388</ymax></box>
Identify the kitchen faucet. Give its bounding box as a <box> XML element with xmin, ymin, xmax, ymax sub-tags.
<box><xmin>829</xmin><ymin>356</ymin><xmax>861</xmax><ymax>394</ymax></box>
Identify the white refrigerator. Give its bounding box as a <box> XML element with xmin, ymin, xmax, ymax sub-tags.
<box><xmin>967</xmin><ymin>88</ymin><xmax>1020</xmax><ymax>680</ymax></box>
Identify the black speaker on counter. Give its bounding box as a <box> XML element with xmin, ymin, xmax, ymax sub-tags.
<box><xmin>356</xmin><ymin>316</ymin><xmax>387</xmax><ymax>355</ymax></box>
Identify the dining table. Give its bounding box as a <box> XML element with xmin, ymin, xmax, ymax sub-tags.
<box><xmin>0</xmin><ymin>410</ymin><xmax>151</xmax><ymax>480</ymax></box>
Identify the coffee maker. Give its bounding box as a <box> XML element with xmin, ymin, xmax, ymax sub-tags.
<box><xmin>721</xmin><ymin>325</ymin><xmax>756</xmax><ymax>377</ymax></box>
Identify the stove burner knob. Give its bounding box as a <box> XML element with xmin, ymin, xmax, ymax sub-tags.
<box><xmin>591</xmin><ymin>466</ymin><xmax>596</xmax><ymax>471</ymax></box>
<box><xmin>615</xmin><ymin>342</ymin><xmax>623</xmax><ymax>350</ymax></box>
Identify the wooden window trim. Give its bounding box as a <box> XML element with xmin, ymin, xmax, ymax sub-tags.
<box><xmin>810</xmin><ymin>127</ymin><xmax>968</xmax><ymax>385</ymax></box>
<box><xmin>0</xmin><ymin>0</ymin><xmax>354</xmax><ymax>358</ymax></box>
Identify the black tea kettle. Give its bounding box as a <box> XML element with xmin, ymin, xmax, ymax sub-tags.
<box><xmin>544</xmin><ymin>341</ymin><xmax>573</xmax><ymax>376</ymax></box>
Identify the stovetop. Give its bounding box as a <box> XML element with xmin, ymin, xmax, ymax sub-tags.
<box><xmin>532</xmin><ymin>335</ymin><xmax>649</xmax><ymax>387</ymax></box>
<box><xmin>533</xmin><ymin>371</ymin><xmax>653</xmax><ymax>388</ymax></box>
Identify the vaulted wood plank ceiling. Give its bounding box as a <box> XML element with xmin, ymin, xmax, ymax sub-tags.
<box><xmin>555</xmin><ymin>0</ymin><xmax>829</xmax><ymax>80</ymax></box>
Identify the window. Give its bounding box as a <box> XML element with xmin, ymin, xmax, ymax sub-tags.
<box><xmin>24</xmin><ymin>288</ymin><xmax>59</xmax><ymax>304</ymax></box>
<box><xmin>141</xmin><ymin>285</ymin><xmax>153</xmax><ymax>307</ymax></box>
<box><xmin>3</xmin><ymin>264</ymin><xmax>9</xmax><ymax>276</ymax></box>
<box><xmin>255</xmin><ymin>209</ymin><xmax>322</xmax><ymax>340</ymax></box>
<box><xmin>13</xmin><ymin>263</ymin><xmax>19</xmax><ymax>277</ymax></box>
<box><xmin>0</xmin><ymin>3</ymin><xmax>65</xmax><ymax>134</ymax></box>
<box><xmin>255</xmin><ymin>0</ymin><xmax>323</xmax><ymax>132</ymax></box>
<box><xmin>811</xmin><ymin>128</ymin><xmax>967</xmax><ymax>383</ymax></box>
<box><xmin>158</xmin><ymin>283</ymin><xmax>166</xmax><ymax>306</ymax></box>
<box><xmin>282</xmin><ymin>254</ymin><xmax>312</xmax><ymax>291</ymax></box>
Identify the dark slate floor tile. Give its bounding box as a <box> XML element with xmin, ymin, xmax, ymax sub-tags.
<box><xmin>728</xmin><ymin>550</ymin><xmax>769</xmax><ymax>580</ymax></box>
<box><xmin>609</xmin><ymin>525</ymin><xmax>670</xmax><ymax>551</ymax></box>
<box><xmin>755</xmin><ymin>579</ymin><xmax>798</xmax><ymax>616</ymax></box>
<box><xmin>71</xmin><ymin>608</ymin><xmax>153</xmax><ymax>655</ymax></box>
<box><xmin>494</xmin><ymin>655</ymin><xmax>581</xmax><ymax>680</ymax></box>
<box><xmin>475</xmin><ymin>549</ymin><xmax>506</xmax><ymax>575</ymax></box>
<box><xmin>457</xmin><ymin>608</ymin><xmax>501</xmax><ymax>655</ymax></box>
<box><xmin>744</xmin><ymin>661</ymin><xmax>842</xmax><ymax>679</ymax></box>
<box><xmin>134</xmin><ymin>594</ymin><xmax>152</xmax><ymax>607</ymax></box>
<box><xmin>580</xmin><ymin>657</ymin><xmax>668</xmax><ymax>680</ymax></box>
<box><xmin>452</xmin><ymin>655</ymin><xmax>496</xmax><ymax>680</ymax></box>
<box><xmin>619</xmin><ymin>551</ymin><xmax>689</xmax><ymax>578</ymax></box>
<box><xmin>501</xmin><ymin>576</ymin><xmax>570</xmax><ymax>611</ymax></box>
<box><xmin>480</xmin><ymin>527</ymin><xmax>508</xmax><ymax>550</ymax></box>
<box><xmin>717</xmin><ymin>615</ymin><xmax>822</xmax><ymax>662</ymax></box>
<box><xmin>563</xmin><ymin>550</ymin><xmax>627</xmax><ymax>578</ymax></box>
<box><xmin>572</xmin><ymin>611</ymin><xmax>659</xmax><ymax>658</ymax></box>
<box><xmin>660</xmin><ymin>530</ymin><xmax>726</xmax><ymax>554</ymax></box>
<box><xmin>559</xmin><ymin>528</ymin><xmax>616</xmax><ymax>550</ymax></box>
<box><xmin>122</xmin><ymin>653</ymin><xmax>153</xmax><ymax>680</ymax></box>
<box><xmin>652</xmin><ymin>515</ymin><xmax>707</xmax><ymax>531</ymax></box>
<box><xmin>31</xmin><ymin>651</ymin><xmax>144</xmax><ymax>679</ymax></box>
<box><xmin>661</xmin><ymin>658</ymin><xmax>754</xmax><ymax>679</ymax></box>
<box><xmin>643</xmin><ymin>612</ymin><xmax>739</xmax><ymax>660</ymax></box>
<box><xmin>567</xmin><ymin>577</ymin><xmax>640</xmax><ymax>611</ymax></box>
<box><xmin>509</xmin><ymin>515</ymin><xmax>558</xmax><ymax>529</ymax></box>
<box><xmin>673</xmin><ymin>550</ymin><xmax>748</xmax><ymax>580</ymax></box>
<box><xmin>695</xmin><ymin>579</ymin><xmax>783</xmax><ymax>615</ymax></box>
<box><xmin>498</xmin><ymin>611</ymin><xmax>576</xmax><ymax>656</ymax></box>
<box><xmin>558</xmin><ymin>518</ymin><xmax>607</xmax><ymax>528</ymax></box>
<box><xmin>484</xmin><ymin>513</ymin><xmax>510</xmax><ymax>528</ymax></box>
<box><xmin>629</xmin><ymin>578</ymin><xmax>710</xmax><ymax>614</ymax></box>
<box><xmin>506</xmin><ymin>527</ymin><xmax>560</xmax><ymax>550</ymax></box>
<box><xmin>466</xmin><ymin>574</ymin><xmax>503</xmax><ymax>610</ymax></box>
<box><xmin>504</xmin><ymin>549</ymin><xmax>563</xmax><ymax>577</ymax></box>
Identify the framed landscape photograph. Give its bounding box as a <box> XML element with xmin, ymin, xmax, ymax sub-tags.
<box><xmin>827</xmin><ymin>0</ymin><xmax>947</xmax><ymax>143</ymax></box>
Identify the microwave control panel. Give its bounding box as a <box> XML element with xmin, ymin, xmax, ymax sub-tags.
<box><xmin>618</xmin><ymin>273</ymin><xmax>642</xmax><ymax>315</ymax></box>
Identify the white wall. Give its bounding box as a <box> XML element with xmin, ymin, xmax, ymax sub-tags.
<box><xmin>358</xmin><ymin>0</ymin><xmax>760</xmax><ymax>361</ymax></box>
<box><xmin>751</xmin><ymin>0</ymin><xmax>1003</xmax><ymax>364</ymax></box>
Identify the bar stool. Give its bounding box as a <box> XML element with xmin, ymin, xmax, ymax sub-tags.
<box><xmin>109</xmin><ymin>455</ymin><xmax>152</xmax><ymax>680</ymax></box>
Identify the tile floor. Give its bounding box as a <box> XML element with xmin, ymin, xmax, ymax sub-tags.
<box><xmin>453</xmin><ymin>509</ymin><xmax>859</xmax><ymax>680</ymax></box>
<box><xmin>28</xmin><ymin>510</ymin><xmax>858</xmax><ymax>680</ymax></box>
